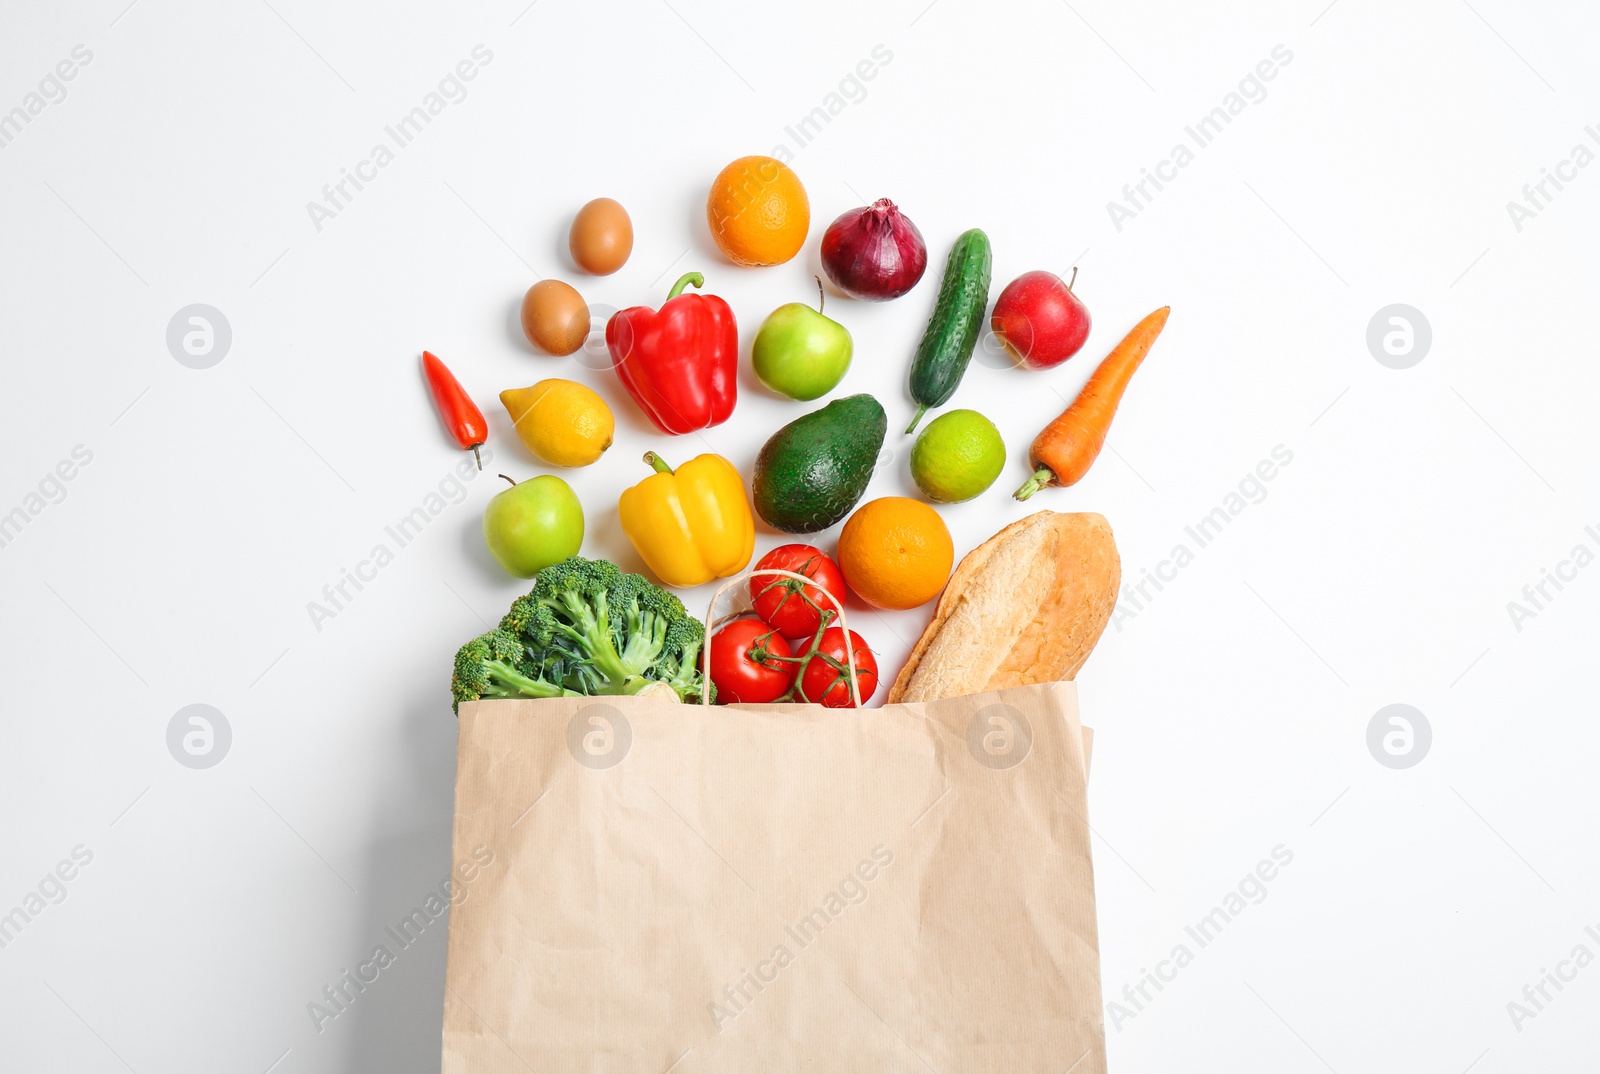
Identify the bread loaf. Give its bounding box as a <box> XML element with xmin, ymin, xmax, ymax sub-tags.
<box><xmin>887</xmin><ymin>511</ymin><xmax>1120</xmax><ymax>703</ymax></box>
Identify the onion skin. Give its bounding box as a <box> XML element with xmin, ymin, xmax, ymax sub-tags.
<box><xmin>820</xmin><ymin>199</ymin><xmax>928</xmax><ymax>301</ymax></box>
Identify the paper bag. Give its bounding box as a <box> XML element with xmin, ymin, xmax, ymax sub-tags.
<box><xmin>442</xmin><ymin>680</ymin><xmax>1105</xmax><ymax>1073</ymax></box>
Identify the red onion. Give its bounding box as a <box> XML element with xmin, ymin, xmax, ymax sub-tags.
<box><xmin>820</xmin><ymin>198</ymin><xmax>928</xmax><ymax>301</ymax></box>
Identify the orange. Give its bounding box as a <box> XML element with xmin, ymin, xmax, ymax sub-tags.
<box><xmin>706</xmin><ymin>156</ymin><xmax>810</xmax><ymax>267</ymax></box>
<box><xmin>837</xmin><ymin>497</ymin><xmax>954</xmax><ymax>610</ymax></box>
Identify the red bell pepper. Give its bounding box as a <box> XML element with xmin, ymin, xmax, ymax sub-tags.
<box><xmin>606</xmin><ymin>271</ymin><xmax>737</xmax><ymax>434</ymax></box>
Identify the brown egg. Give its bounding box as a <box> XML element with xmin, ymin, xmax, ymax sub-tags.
<box><xmin>568</xmin><ymin>197</ymin><xmax>632</xmax><ymax>275</ymax></box>
<box><xmin>521</xmin><ymin>280</ymin><xmax>589</xmax><ymax>356</ymax></box>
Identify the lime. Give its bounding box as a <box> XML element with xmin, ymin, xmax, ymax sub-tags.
<box><xmin>910</xmin><ymin>409</ymin><xmax>1006</xmax><ymax>503</ymax></box>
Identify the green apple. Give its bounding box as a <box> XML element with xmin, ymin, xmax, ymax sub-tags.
<box><xmin>483</xmin><ymin>474</ymin><xmax>583</xmax><ymax>578</ymax></box>
<box><xmin>751</xmin><ymin>282</ymin><xmax>852</xmax><ymax>401</ymax></box>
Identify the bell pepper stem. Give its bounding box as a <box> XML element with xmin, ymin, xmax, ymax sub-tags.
<box><xmin>665</xmin><ymin>272</ymin><xmax>704</xmax><ymax>301</ymax></box>
<box><xmin>1013</xmin><ymin>466</ymin><xmax>1055</xmax><ymax>501</ymax></box>
<box><xmin>643</xmin><ymin>451</ymin><xmax>675</xmax><ymax>475</ymax></box>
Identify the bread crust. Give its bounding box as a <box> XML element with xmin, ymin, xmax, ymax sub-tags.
<box><xmin>887</xmin><ymin>511</ymin><xmax>1121</xmax><ymax>704</ymax></box>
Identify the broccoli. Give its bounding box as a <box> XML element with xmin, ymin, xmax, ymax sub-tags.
<box><xmin>450</xmin><ymin>627</ymin><xmax>578</xmax><ymax>711</ymax></box>
<box><xmin>655</xmin><ymin>619</ymin><xmax>711</xmax><ymax>704</ymax></box>
<box><xmin>524</xmin><ymin>558</ymin><xmax>706</xmax><ymax>697</ymax></box>
<box><xmin>452</xmin><ymin>557</ymin><xmax>711</xmax><ymax>711</ymax></box>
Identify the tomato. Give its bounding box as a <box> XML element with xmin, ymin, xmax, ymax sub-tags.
<box><xmin>798</xmin><ymin>627</ymin><xmax>878</xmax><ymax>708</ymax></box>
<box><xmin>750</xmin><ymin>544</ymin><xmax>849</xmax><ymax>640</ymax></box>
<box><xmin>709</xmin><ymin>618</ymin><xmax>797</xmax><ymax>704</ymax></box>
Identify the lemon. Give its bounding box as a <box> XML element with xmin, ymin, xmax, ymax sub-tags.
<box><xmin>500</xmin><ymin>379</ymin><xmax>614</xmax><ymax>467</ymax></box>
<box><xmin>910</xmin><ymin>409</ymin><xmax>1006</xmax><ymax>503</ymax></box>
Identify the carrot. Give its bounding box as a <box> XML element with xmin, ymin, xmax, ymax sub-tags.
<box><xmin>1014</xmin><ymin>306</ymin><xmax>1170</xmax><ymax>500</ymax></box>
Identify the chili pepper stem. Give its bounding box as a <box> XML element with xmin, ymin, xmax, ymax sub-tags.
<box><xmin>472</xmin><ymin>444</ymin><xmax>484</xmax><ymax>470</ymax></box>
<box><xmin>1013</xmin><ymin>466</ymin><xmax>1055</xmax><ymax>501</ymax></box>
<box><xmin>642</xmin><ymin>451</ymin><xmax>674</xmax><ymax>475</ymax></box>
<box><xmin>905</xmin><ymin>405</ymin><xmax>929</xmax><ymax>435</ymax></box>
<box><xmin>665</xmin><ymin>272</ymin><xmax>705</xmax><ymax>301</ymax></box>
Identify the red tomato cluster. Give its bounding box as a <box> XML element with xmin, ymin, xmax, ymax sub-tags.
<box><xmin>708</xmin><ymin>545</ymin><xmax>879</xmax><ymax>708</ymax></box>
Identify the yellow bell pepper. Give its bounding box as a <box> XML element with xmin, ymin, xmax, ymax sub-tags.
<box><xmin>618</xmin><ymin>451</ymin><xmax>754</xmax><ymax>588</ymax></box>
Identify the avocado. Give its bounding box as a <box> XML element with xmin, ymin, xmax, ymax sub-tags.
<box><xmin>753</xmin><ymin>394</ymin><xmax>887</xmax><ymax>533</ymax></box>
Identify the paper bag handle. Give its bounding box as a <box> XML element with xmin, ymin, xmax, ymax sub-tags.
<box><xmin>701</xmin><ymin>568</ymin><xmax>862</xmax><ymax>707</ymax></box>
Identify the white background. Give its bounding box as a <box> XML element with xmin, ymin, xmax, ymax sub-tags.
<box><xmin>2</xmin><ymin>0</ymin><xmax>1597</xmax><ymax>1071</ymax></box>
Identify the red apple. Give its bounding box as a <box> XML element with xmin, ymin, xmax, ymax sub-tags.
<box><xmin>990</xmin><ymin>268</ymin><xmax>1091</xmax><ymax>369</ymax></box>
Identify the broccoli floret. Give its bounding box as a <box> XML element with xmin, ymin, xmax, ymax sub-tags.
<box><xmin>538</xmin><ymin>563</ymin><xmax>665</xmax><ymax>695</ymax></box>
<box><xmin>655</xmin><ymin>620</ymin><xmax>712</xmax><ymax>704</ymax></box>
<box><xmin>451</xmin><ymin>628</ymin><xmax>575</xmax><ymax>713</ymax></box>
<box><xmin>478</xmin><ymin>556</ymin><xmax>711</xmax><ymax>703</ymax></box>
<box><xmin>498</xmin><ymin>594</ymin><xmax>539</xmax><ymax>638</ymax></box>
<box><xmin>609</xmin><ymin>571</ymin><xmax>679</xmax><ymax>672</ymax></box>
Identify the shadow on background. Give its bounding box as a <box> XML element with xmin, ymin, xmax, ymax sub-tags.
<box><xmin>340</xmin><ymin>688</ymin><xmax>458</xmax><ymax>1073</ymax></box>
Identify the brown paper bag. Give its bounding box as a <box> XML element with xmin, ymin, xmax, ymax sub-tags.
<box><xmin>441</xmin><ymin>679</ymin><xmax>1105</xmax><ymax>1073</ymax></box>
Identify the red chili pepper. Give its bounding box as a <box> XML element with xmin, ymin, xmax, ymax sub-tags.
<box><xmin>422</xmin><ymin>350</ymin><xmax>487</xmax><ymax>469</ymax></box>
<box><xmin>605</xmin><ymin>271</ymin><xmax>737</xmax><ymax>435</ymax></box>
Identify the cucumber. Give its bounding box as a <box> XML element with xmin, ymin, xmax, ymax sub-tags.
<box><xmin>905</xmin><ymin>228</ymin><xmax>992</xmax><ymax>433</ymax></box>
